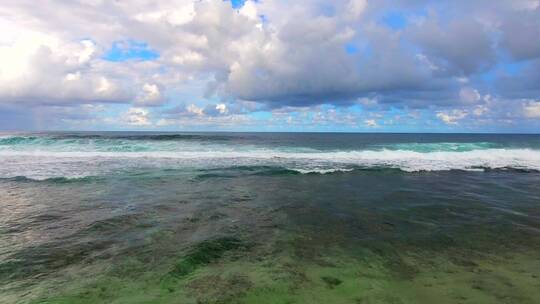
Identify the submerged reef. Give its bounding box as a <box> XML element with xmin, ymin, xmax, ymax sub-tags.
<box><xmin>1</xmin><ymin>170</ymin><xmax>539</xmax><ymax>303</ymax></box>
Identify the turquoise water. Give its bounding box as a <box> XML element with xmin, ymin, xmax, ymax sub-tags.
<box><xmin>0</xmin><ymin>132</ymin><xmax>539</xmax><ymax>179</ymax></box>
<box><xmin>2</xmin><ymin>133</ymin><xmax>539</xmax><ymax>153</ymax></box>
<box><xmin>1</xmin><ymin>132</ymin><xmax>540</xmax><ymax>303</ymax></box>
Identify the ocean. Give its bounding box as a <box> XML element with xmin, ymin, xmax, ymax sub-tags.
<box><xmin>1</xmin><ymin>132</ymin><xmax>540</xmax><ymax>303</ymax></box>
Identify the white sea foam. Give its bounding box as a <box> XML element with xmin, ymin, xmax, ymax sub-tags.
<box><xmin>1</xmin><ymin>148</ymin><xmax>539</xmax><ymax>179</ymax></box>
<box><xmin>290</xmin><ymin>168</ymin><xmax>356</xmax><ymax>174</ymax></box>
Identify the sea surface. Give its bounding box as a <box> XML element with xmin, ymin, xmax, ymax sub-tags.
<box><xmin>1</xmin><ymin>132</ymin><xmax>540</xmax><ymax>303</ymax></box>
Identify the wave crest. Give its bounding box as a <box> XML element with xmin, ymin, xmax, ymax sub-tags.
<box><xmin>0</xmin><ymin>148</ymin><xmax>539</xmax><ymax>180</ymax></box>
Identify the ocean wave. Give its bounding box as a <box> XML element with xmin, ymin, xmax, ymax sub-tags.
<box><xmin>0</xmin><ymin>133</ymin><xmax>234</xmax><ymax>144</ymax></box>
<box><xmin>0</xmin><ymin>148</ymin><xmax>539</xmax><ymax>180</ymax></box>
<box><xmin>2</xmin><ymin>133</ymin><xmax>539</xmax><ymax>154</ymax></box>
<box><xmin>0</xmin><ymin>136</ymin><xmax>40</xmax><ymax>145</ymax></box>
<box><xmin>3</xmin><ymin>176</ymin><xmax>104</xmax><ymax>183</ymax></box>
<box><xmin>289</xmin><ymin>168</ymin><xmax>356</xmax><ymax>174</ymax></box>
<box><xmin>378</xmin><ymin>142</ymin><xmax>500</xmax><ymax>152</ymax></box>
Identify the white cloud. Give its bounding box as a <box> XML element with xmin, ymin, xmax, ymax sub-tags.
<box><xmin>346</xmin><ymin>0</ymin><xmax>368</xmax><ymax>20</ymax></box>
<box><xmin>473</xmin><ymin>105</ymin><xmax>489</xmax><ymax>116</ymax></box>
<box><xmin>459</xmin><ymin>87</ymin><xmax>481</xmax><ymax>104</ymax></box>
<box><xmin>0</xmin><ymin>25</ymin><xmax>132</xmax><ymax>105</ymax></box>
<box><xmin>239</xmin><ymin>1</ymin><xmax>258</xmax><ymax>20</ymax></box>
<box><xmin>364</xmin><ymin>119</ymin><xmax>378</xmax><ymax>127</ymax></box>
<box><xmin>523</xmin><ymin>101</ymin><xmax>540</xmax><ymax>118</ymax></box>
<box><xmin>135</xmin><ymin>83</ymin><xmax>164</xmax><ymax>106</ymax></box>
<box><xmin>122</xmin><ymin>107</ymin><xmax>151</xmax><ymax>126</ymax></box>
<box><xmin>216</xmin><ymin>103</ymin><xmax>227</xmax><ymax>114</ymax></box>
<box><xmin>1</xmin><ymin>0</ymin><xmax>540</xmax><ymax>130</ymax></box>
<box><xmin>187</xmin><ymin>104</ymin><xmax>204</xmax><ymax>116</ymax></box>
<box><xmin>436</xmin><ymin>110</ymin><xmax>468</xmax><ymax>124</ymax></box>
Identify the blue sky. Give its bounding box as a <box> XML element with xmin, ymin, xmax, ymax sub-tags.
<box><xmin>102</xmin><ymin>40</ymin><xmax>159</xmax><ymax>62</ymax></box>
<box><xmin>0</xmin><ymin>0</ymin><xmax>539</xmax><ymax>132</ymax></box>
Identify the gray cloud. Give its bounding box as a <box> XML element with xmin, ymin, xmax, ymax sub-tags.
<box><xmin>499</xmin><ymin>9</ymin><xmax>540</xmax><ymax>61</ymax></box>
<box><xmin>408</xmin><ymin>18</ymin><xmax>496</xmax><ymax>76</ymax></box>
<box><xmin>0</xmin><ymin>0</ymin><xmax>540</xmax><ymax>130</ymax></box>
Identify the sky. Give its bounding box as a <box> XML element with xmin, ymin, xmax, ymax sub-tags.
<box><xmin>0</xmin><ymin>0</ymin><xmax>540</xmax><ymax>132</ymax></box>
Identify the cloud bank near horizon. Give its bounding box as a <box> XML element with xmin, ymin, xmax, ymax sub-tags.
<box><xmin>1</xmin><ymin>0</ymin><xmax>540</xmax><ymax>132</ymax></box>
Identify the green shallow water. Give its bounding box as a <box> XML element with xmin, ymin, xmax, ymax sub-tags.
<box><xmin>1</xmin><ymin>169</ymin><xmax>540</xmax><ymax>303</ymax></box>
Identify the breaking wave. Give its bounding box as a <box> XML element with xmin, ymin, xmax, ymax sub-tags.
<box><xmin>0</xmin><ymin>148</ymin><xmax>539</xmax><ymax>180</ymax></box>
<box><xmin>1</xmin><ymin>133</ymin><xmax>540</xmax><ymax>180</ymax></box>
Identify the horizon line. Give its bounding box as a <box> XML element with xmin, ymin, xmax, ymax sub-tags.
<box><xmin>2</xmin><ymin>130</ymin><xmax>540</xmax><ymax>135</ymax></box>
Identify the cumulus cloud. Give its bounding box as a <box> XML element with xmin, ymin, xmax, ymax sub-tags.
<box><xmin>121</xmin><ymin>108</ymin><xmax>152</xmax><ymax>126</ymax></box>
<box><xmin>499</xmin><ymin>8</ymin><xmax>540</xmax><ymax>61</ymax></box>
<box><xmin>459</xmin><ymin>88</ymin><xmax>482</xmax><ymax>104</ymax></box>
<box><xmin>436</xmin><ymin>110</ymin><xmax>468</xmax><ymax>125</ymax></box>
<box><xmin>135</xmin><ymin>83</ymin><xmax>166</xmax><ymax>106</ymax></box>
<box><xmin>409</xmin><ymin>18</ymin><xmax>495</xmax><ymax>76</ymax></box>
<box><xmin>0</xmin><ymin>0</ymin><xmax>539</xmax><ymax>130</ymax></box>
<box><xmin>523</xmin><ymin>101</ymin><xmax>540</xmax><ymax>118</ymax></box>
<box><xmin>364</xmin><ymin>119</ymin><xmax>378</xmax><ymax>128</ymax></box>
